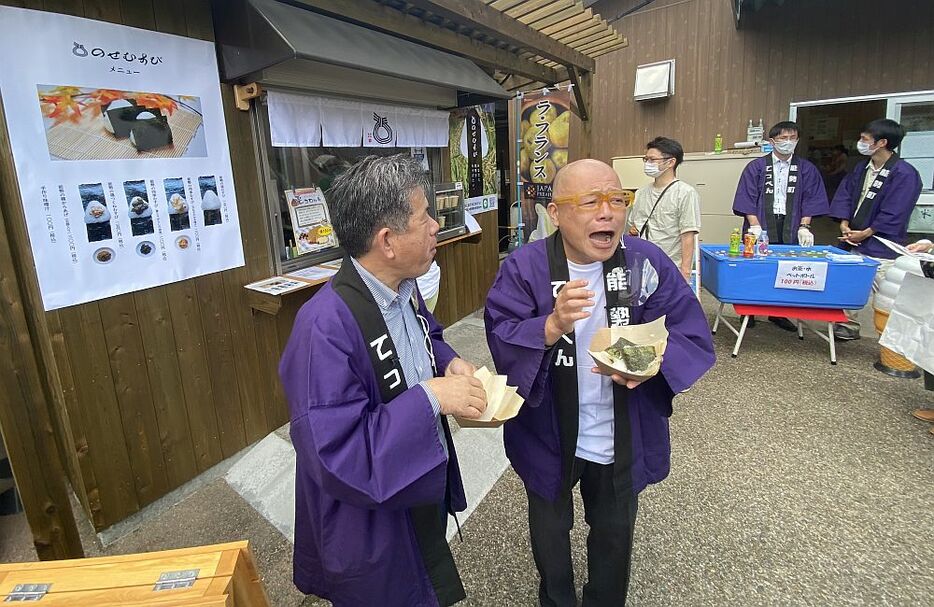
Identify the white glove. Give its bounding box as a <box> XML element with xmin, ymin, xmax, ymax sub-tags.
<box><xmin>797</xmin><ymin>226</ymin><xmax>814</xmax><ymax>247</ymax></box>
<box><xmin>749</xmin><ymin>224</ymin><xmax>762</xmax><ymax>239</ymax></box>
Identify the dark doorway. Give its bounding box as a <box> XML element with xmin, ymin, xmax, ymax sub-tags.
<box><xmin>796</xmin><ymin>100</ymin><xmax>887</xmax><ymax>244</ymax></box>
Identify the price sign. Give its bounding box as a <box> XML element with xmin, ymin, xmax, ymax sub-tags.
<box><xmin>774</xmin><ymin>260</ymin><xmax>828</xmax><ymax>291</ymax></box>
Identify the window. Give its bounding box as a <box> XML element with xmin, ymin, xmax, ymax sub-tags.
<box><xmin>253</xmin><ymin>95</ymin><xmax>443</xmax><ymax>273</ymax></box>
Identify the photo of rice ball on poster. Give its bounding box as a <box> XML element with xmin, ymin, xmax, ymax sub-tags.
<box><xmin>199</xmin><ymin>175</ymin><xmax>222</xmax><ymax>226</ymax></box>
<box><xmin>78</xmin><ymin>182</ymin><xmax>112</xmax><ymax>242</ymax></box>
<box><xmin>37</xmin><ymin>85</ymin><xmax>206</xmax><ymax>161</ymax></box>
<box><xmin>519</xmin><ymin>90</ymin><xmax>571</xmax><ymax>240</ymax></box>
<box><xmin>163</xmin><ymin>177</ymin><xmax>190</xmax><ymax>231</ymax></box>
<box><xmin>124</xmin><ymin>180</ymin><xmax>154</xmax><ymax>236</ymax></box>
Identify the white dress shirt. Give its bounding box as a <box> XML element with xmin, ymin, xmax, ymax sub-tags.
<box><xmin>772</xmin><ymin>153</ymin><xmax>791</xmax><ymax>215</ymax></box>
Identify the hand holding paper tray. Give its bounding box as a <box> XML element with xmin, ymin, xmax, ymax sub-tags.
<box><xmin>455</xmin><ymin>366</ymin><xmax>525</xmax><ymax>428</ymax></box>
<box><xmin>588</xmin><ymin>316</ymin><xmax>669</xmax><ymax>381</ymax></box>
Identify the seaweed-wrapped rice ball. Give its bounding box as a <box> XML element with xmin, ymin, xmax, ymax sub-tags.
<box><xmin>201</xmin><ymin>189</ymin><xmax>222</xmax><ymax>225</ymax></box>
<box><xmin>84</xmin><ymin>199</ymin><xmax>112</xmax><ymax>242</ymax></box>
<box><xmin>128</xmin><ymin>195</ymin><xmax>154</xmax><ymax>236</ymax></box>
<box><xmin>129</xmin><ymin>111</ymin><xmax>173</xmax><ymax>152</ymax></box>
<box><xmin>603</xmin><ymin>336</ymin><xmax>658</xmax><ymax>373</ymax></box>
<box><xmin>103</xmin><ymin>99</ymin><xmax>143</xmax><ymax>138</ymax></box>
<box><xmin>168</xmin><ymin>193</ymin><xmax>191</xmax><ymax>231</ymax></box>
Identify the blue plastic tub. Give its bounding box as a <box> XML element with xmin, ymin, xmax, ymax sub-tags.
<box><xmin>700</xmin><ymin>244</ymin><xmax>879</xmax><ymax>309</ymax></box>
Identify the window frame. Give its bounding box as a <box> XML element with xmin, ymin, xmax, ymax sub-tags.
<box><xmin>249</xmin><ymin>88</ymin><xmax>446</xmax><ymax>275</ymax></box>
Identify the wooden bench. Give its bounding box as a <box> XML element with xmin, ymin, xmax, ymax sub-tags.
<box><xmin>0</xmin><ymin>540</ymin><xmax>269</xmax><ymax>606</ymax></box>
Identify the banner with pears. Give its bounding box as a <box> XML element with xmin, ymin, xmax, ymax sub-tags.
<box><xmin>519</xmin><ymin>88</ymin><xmax>571</xmax><ymax>240</ymax></box>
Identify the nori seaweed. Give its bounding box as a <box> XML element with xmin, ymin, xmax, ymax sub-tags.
<box><xmin>604</xmin><ymin>337</ymin><xmax>656</xmax><ymax>372</ymax></box>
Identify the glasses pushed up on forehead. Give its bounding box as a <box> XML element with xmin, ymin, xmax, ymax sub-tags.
<box><xmin>552</xmin><ymin>189</ymin><xmax>632</xmax><ymax>213</ymax></box>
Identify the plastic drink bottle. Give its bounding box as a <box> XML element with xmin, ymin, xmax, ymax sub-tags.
<box><xmin>743</xmin><ymin>231</ymin><xmax>755</xmax><ymax>258</ymax></box>
<box><xmin>757</xmin><ymin>229</ymin><xmax>769</xmax><ymax>256</ymax></box>
<box><xmin>728</xmin><ymin>228</ymin><xmax>741</xmax><ymax>256</ymax></box>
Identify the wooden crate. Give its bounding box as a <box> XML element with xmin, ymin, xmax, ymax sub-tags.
<box><xmin>0</xmin><ymin>540</ymin><xmax>269</xmax><ymax>606</ymax></box>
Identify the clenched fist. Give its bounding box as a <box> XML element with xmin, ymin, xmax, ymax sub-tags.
<box><xmin>425</xmin><ymin>375</ymin><xmax>487</xmax><ymax>419</ymax></box>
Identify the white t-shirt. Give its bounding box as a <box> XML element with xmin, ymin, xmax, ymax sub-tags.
<box><xmin>568</xmin><ymin>260</ymin><xmax>615</xmax><ymax>464</ymax></box>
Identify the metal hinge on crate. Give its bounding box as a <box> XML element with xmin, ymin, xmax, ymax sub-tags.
<box><xmin>153</xmin><ymin>569</ymin><xmax>200</xmax><ymax>592</ymax></box>
<box><xmin>4</xmin><ymin>584</ymin><xmax>51</xmax><ymax>602</ymax></box>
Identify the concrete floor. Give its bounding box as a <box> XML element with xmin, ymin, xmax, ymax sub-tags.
<box><xmin>0</xmin><ymin>512</ymin><xmax>33</xmax><ymax>564</ymax></box>
<box><xmin>2</xmin><ymin>296</ymin><xmax>932</xmax><ymax>606</ymax></box>
<box><xmin>450</xmin><ymin>295</ymin><xmax>934</xmax><ymax>606</ymax></box>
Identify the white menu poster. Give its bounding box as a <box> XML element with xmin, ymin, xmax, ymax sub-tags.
<box><xmin>0</xmin><ymin>7</ymin><xmax>244</xmax><ymax>310</ymax></box>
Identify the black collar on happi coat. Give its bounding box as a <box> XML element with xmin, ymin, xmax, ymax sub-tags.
<box><xmin>851</xmin><ymin>153</ymin><xmax>900</xmax><ymax>230</ymax></box>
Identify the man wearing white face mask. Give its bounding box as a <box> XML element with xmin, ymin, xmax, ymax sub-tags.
<box><xmin>732</xmin><ymin>121</ymin><xmax>829</xmax><ymax>249</ymax></box>
<box><xmin>828</xmin><ymin>118</ymin><xmax>923</xmax><ymax>341</ymax></box>
<box><xmin>732</xmin><ymin>121</ymin><xmax>830</xmax><ymax>331</ymax></box>
<box><xmin>628</xmin><ymin>137</ymin><xmax>700</xmax><ymax>281</ymax></box>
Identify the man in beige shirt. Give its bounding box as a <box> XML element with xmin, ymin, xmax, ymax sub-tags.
<box><xmin>628</xmin><ymin>137</ymin><xmax>700</xmax><ymax>280</ymax></box>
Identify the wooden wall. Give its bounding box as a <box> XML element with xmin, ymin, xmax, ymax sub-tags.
<box><xmin>590</xmin><ymin>0</ymin><xmax>934</xmax><ymax>160</ymax></box>
<box><xmin>433</xmin><ymin>210</ymin><xmax>499</xmax><ymax>327</ymax></box>
<box><xmin>0</xmin><ymin>0</ymin><xmax>502</xmax><ymax>536</ymax></box>
<box><xmin>0</xmin><ymin>0</ymin><xmax>287</xmax><ymax>532</ymax></box>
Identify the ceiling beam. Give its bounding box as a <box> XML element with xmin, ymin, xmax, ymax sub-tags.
<box><xmin>284</xmin><ymin>0</ymin><xmax>561</xmax><ymax>83</ymax></box>
<box><xmin>402</xmin><ymin>0</ymin><xmax>596</xmax><ymax>72</ymax></box>
<box><xmin>567</xmin><ymin>65</ymin><xmax>590</xmax><ymax>121</ymax></box>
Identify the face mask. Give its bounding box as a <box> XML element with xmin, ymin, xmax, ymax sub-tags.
<box><xmin>857</xmin><ymin>140</ymin><xmax>876</xmax><ymax>156</ymax></box>
<box><xmin>644</xmin><ymin>161</ymin><xmax>667</xmax><ymax>178</ymax></box>
<box><xmin>773</xmin><ymin>140</ymin><xmax>797</xmax><ymax>155</ymax></box>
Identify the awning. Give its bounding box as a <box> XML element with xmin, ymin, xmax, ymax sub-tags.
<box><xmin>214</xmin><ymin>0</ymin><xmax>509</xmax><ymax>102</ymax></box>
<box><xmin>733</xmin><ymin>0</ymin><xmax>788</xmax><ymax>27</ymax></box>
<box><xmin>267</xmin><ymin>91</ymin><xmax>450</xmax><ymax>148</ymax></box>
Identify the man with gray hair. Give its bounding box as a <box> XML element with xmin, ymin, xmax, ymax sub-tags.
<box><xmin>280</xmin><ymin>154</ymin><xmax>487</xmax><ymax>606</ymax></box>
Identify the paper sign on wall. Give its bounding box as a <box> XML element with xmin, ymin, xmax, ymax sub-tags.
<box><xmin>0</xmin><ymin>6</ymin><xmax>244</xmax><ymax>310</ymax></box>
<box><xmin>774</xmin><ymin>260</ymin><xmax>828</xmax><ymax>291</ymax></box>
<box><xmin>285</xmin><ymin>187</ymin><xmax>338</xmax><ymax>256</ymax></box>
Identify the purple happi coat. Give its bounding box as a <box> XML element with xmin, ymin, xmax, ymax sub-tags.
<box><xmin>484</xmin><ymin>236</ymin><xmax>715</xmax><ymax>502</ymax></box>
<box><xmin>828</xmin><ymin>157</ymin><xmax>923</xmax><ymax>259</ymax></box>
<box><xmin>732</xmin><ymin>155</ymin><xmax>830</xmax><ymax>243</ymax></box>
<box><xmin>279</xmin><ymin>282</ymin><xmax>466</xmax><ymax>607</ymax></box>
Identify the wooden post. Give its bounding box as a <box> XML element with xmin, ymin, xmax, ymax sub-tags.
<box><xmin>0</xmin><ymin>18</ymin><xmax>84</xmax><ymax>553</ymax></box>
<box><xmin>0</xmin><ymin>178</ymin><xmax>84</xmax><ymax>560</ymax></box>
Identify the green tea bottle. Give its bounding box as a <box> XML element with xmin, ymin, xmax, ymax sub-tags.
<box><xmin>728</xmin><ymin>228</ymin><xmax>741</xmax><ymax>256</ymax></box>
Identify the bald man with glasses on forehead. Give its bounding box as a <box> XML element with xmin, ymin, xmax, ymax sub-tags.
<box><xmin>485</xmin><ymin>159</ymin><xmax>715</xmax><ymax>606</ymax></box>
